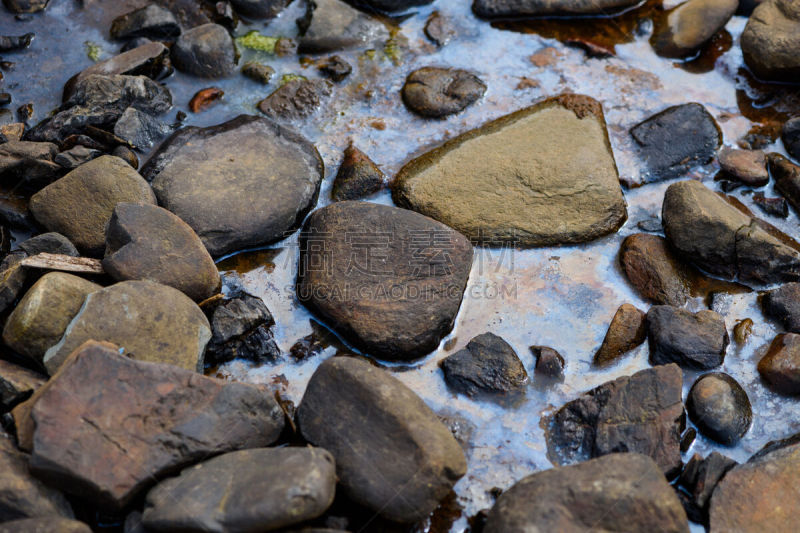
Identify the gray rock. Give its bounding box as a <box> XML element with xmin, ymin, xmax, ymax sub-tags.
<box><xmin>231</xmin><ymin>0</ymin><xmax>291</xmax><ymax>18</ymax></box>
<box><xmin>762</xmin><ymin>282</ymin><xmax>800</xmax><ymax>331</ymax></box>
<box><xmin>402</xmin><ymin>67</ymin><xmax>486</xmax><ymax>118</ymax></box>
<box><xmin>241</xmin><ymin>61</ymin><xmax>274</xmax><ymax>83</ymax></box>
<box><xmin>110</xmin><ymin>5</ymin><xmax>181</xmax><ymax>40</ymax></box>
<box><xmin>741</xmin><ymin>0</ymin><xmax>800</xmax><ymax>82</ymax></box>
<box><xmin>113</xmin><ymin>107</ymin><xmax>173</xmax><ymax>150</ymax></box>
<box><xmin>530</xmin><ymin>345</ymin><xmax>565</xmax><ymax>380</ymax></box>
<box><xmin>0</xmin><ymin>141</ymin><xmax>61</xmax><ymax>187</ymax></box>
<box><xmin>647</xmin><ymin>305</ymin><xmax>729</xmax><ymax>370</ymax></box>
<box><xmin>782</xmin><ymin>117</ymin><xmax>800</xmax><ymax>161</ymax></box>
<box><xmin>0</xmin><ymin>518</ymin><xmax>90</xmax><ymax>533</ymax></box>
<box><xmin>441</xmin><ymin>333</ymin><xmax>528</xmax><ymax>397</ymax></box>
<box><xmin>687</xmin><ymin>372</ymin><xmax>752</xmax><ymax>445</ymax></box>
<box><xmin>758</xmin><ymin>333</ymin><xmax>800</xmax><ymax>394</ymax></box>
<box><xmin>205</xmin><ymin>292</ymin><xmax>280</xmax><ymax>364</ymax></box>
<box><xmin>2</xmin><ymin>0</ymin><xmax>50</xmax><ymax>13</ymax></box>
<box><xmin>257</xmin><ymin>79</ymin><xmax>332</xmax><ymax>121</ymax></box>
<box><xmin>473</xmin><ymin>0</ymin><xmax>641</xmax><ymax>18</ymax></box>
<box><xmin>18</xmin><ymin>233</ymin><xmax>79</xmax><ymax>257</ymax></box>
<box><xmin>54</xmin><ymin>145</ymin><xmax>103</xmax><ymax>169</ymax></box>
<box><xmin>172</xmin><ymin>23</ymin><xmax>236</xmax><ymax>78</ymax></box>
<box><xmin>297</xmin><ymin>0</ymin><xmax>389</xmax><ymax>53</ymax></box>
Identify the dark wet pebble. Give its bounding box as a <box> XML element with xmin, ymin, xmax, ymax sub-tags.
<box><xmin>0</xmin><ymin>199</ymin><xmax>33</xmax><ymax>231</ymax></box>
<box><xmin>205</xmin><ymin>292</ymin><xmax>280</xmax><ymax>364</ymax></box>
<box><xmin>402</xmin><ymin>67</ymin><xmax>486</xmax><ymax>118</ymax></box>
<box><xmin>768</xmin><ymin>153</ymin><xmax>800</xmax><ymax>215</ymax></box>
<box><xmin>680</xmin><ymin>427</ymin><xmax>697</xmax><ymax>452</ymax></box>
<box><xmin>0</xmin><ymin>93</ymin><xmax>10</xmax><ymax>107</ymax></box>
<box><xmin>530</xmin><ymin>345</ymin><xmax>565</xmax><ymax>380</ymax></box>
<box><xmin>0</xmin><ymin>33</ymin><xmax>33</xmax><ymax>52</ymax></box>
<box><xmin>171</xmin><ymin>23</ymin><xmax>236</xmax><ymax>78</ymax></box>
<box><xmin>289</xmin><ymin>334</ymin><xmax>325</xmax><ymax>361</ymax></box>
<box><xmin>717</xmin><ymin>146</ymin><xmax>768</xmax><ymax>186</ymax></box>
<box><xmin>619</xmin><ymin>233</ymin><xmax>691</xmax><ymax>306</ymax></box>
<box><xmin>758</xmin><ymin>333</ymin><xmax>800</xmax><ymax>395</ymax></box>
<box><xmin>593</xmin><ymin>303</ymin><xmax>647</xmax><ymax>366</ymax></box>
<box><xmin>231</xmin><ymin>0</ymin><xmax>291</xmax><ymax>18</ymax></box>
<box><xmin>258</xmin><ymin>79</ymin><xmax>332</xmax><ymax>120</ymax></box>
<box><xmin>113</xmin><ymin>107</ymin><xmax>172</xmax><ymax>150</ymax></box>
<box><xmin>441</xmin><ymin>333</ymin><xmax>528</xmax><ymax>397</ymax></box>
<box><xmin>741</xmin><ymin>0</ymin><xmax>800</xmax><ymax>82</ymax></box>
<box><xmin>628</xmin><ymin>103</ymin><xmax>721</xmax><ymax>185</ymax></box>
<box><xmin>473</xmin><ymin>0</ymin><xmax>640</xmax><ymax>18</ymax></box>
<box><xmin>318</xmin><ymin>55</ymin><xmax>352</xmax><ymax>82</ymax></box>
<box><xmin>110</xmin><ymin>5</ymin><xmax>181</xmax><ymax>40</ymax></box>
<box><xmin>733</xmin><ymin>318</ymin><xmax>754</xmax><ymax>344</ymax></box>
<box><xmin>425</xmin><ymin>11</ymin><xmax>455</xmax><ymax>46</ymax></box>
<box><xmin>762</xmin><ymin>282</ymin><xmax>800</xmax><ymax>332</ymax></box>
<box><xmin>547</xmin><ymin>364</ymin><xmax>684</xmax><ymax>476</ymax></box>
<box><xmin>241</xmin><ymin>61</ymin><xmax>274</xmax><ymax>83</ymax></box>
<box><xmin>19</xmin><ymin>232</ymin><xmax>79</xmax><ymax>257</ymax></box>
<box><xmin>783</xmin><ymin>117</ymin><xmax>800</xmax><ymax>161</ymax></box>
<box><xmin>112</xmin><ymin>145</ymin><xmax>139</xmax><ymax>168</ymax></box>
<box><xmin>54</xmin><ymin>145</ymin><xmax>103</xmax><ymax>169</ymax></box>
<box><xmin>296</xmin><ymin>0</ymin><xmax>389</xmax><ymax>53</ymax></box>
<box><xmin>0</xmin><ymin>140</ymin><xmax>61</xmax><ymax>187</ymax></box>
<box><xmin>0</xmin><ymin>258</ymin><xmax>26</xmax><ymax>313</ymax></box>
<box><xmin>677</xmin><ymin>451</ymin><xmax>737</xmax><ymax>524</ymax></box>
<box><xmin>647</xmin><ymin>305</ymin><xmax>728</xmax><ymax>370</ymax></box>
<box><xmin>16</xmin><ymin>103</ymin><xmax>32</xmax><ymax>123</ymax></box>
<box><xmin>0</xmin><ymin>358</ymin><xmax>45</xmax><ymax>412</ymax></box>
<box><xmin>651</xmin><ymin>0</ymin><xmax>737</xmax><ymax>58</ymax></box>
<box><xmin>274</xmin><ymin>37</ymin><xmax>297</xmax><ymax>56</ymax></box>
<box><xmin>687</xmin><ymin>372</ymin><xmax>752</xmax><ymax>444</ymax></box>
<box><xmin>636</xmin><ymin>216</ymin><xmax>662</xmax><ymax>232</ymax></box>
<box><xmin>331</xmin><ymin>142</ymin><xmax>384</xmax><ymax>200</ymax></box>
<box><xmin>753</xmin><ymin>192</ymin><xmax>788</xmax><ymax>218</ymax></box>
<box><xmin>2</xmin><ymin>0</ymin><xmax>49</xmax><ymax>13</ymax></box>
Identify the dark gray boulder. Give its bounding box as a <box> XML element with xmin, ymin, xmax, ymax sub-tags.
<box><xmin>646</xmin><ymin>305</ymin><xmax>729</xmax><ymax>370</ymax></box>
<box><xmin>440</xmin><ymin>333</ymin><xmax>528</xmax><ymax>397</ymax></box>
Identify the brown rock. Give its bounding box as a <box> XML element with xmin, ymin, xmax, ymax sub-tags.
<box><xmin>0</xmin><ymin>518</ymin><xmax>90</xmax><ymax>533</ymax></box>
<box><xmin>331</xmin><ymin>142</ymin><xmax>385</xmax><ymax>201</ymax></box>
<box><xmin>401</xmin><ymin>67</ymin><xmax>486</xmax><ymax>118</ymax></box>
<box><xmin>758</xmin><ymin>333</ymin><xmax>800</xmax><ymax>394</ymax></box>
<box><xmin>717</xmin><ymin>147</ymin><xmax>769</xmax><ymax>186</ymax></box>
<box><xmin>530</xmin><ymin>345</ymin><xmax>565</xmax><ymax>380</ymax></box>
<box><xmin>257</xmin><ymin>79</ymin><xmax>332</xmax><ymax>121</ymax></box>
<box><xmin>651</xmin><ymin>0</ymin><xmax>738</xmax><ymax>58</ymax></box>
<box><xmin>619</xmin><ymin>233</ymin><xmax>691</xmax><ymax>306</ymax></box>
<box><xmin>741</xmin><ymin>0</ymin><xmax>800</xmax><ymax>82</ymax></box>
<box><xmin>768</xmin><ymin>153</ymin><xmax>800</xmax><ymax>215</ymax></box>
<box><xmin>0</xmin><ymin>359</ymin><xmax>46</xmax><ymax>411</ymax></box>
<box><xmin>593</xmin><ymin>303</ymin><xmax>646</xmax><ymax>365</ymax></box>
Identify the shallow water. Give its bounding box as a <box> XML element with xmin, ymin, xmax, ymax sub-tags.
<box><xmin>2</xmin><ymin>0</ymin><xmax>800</xmax><ymax>530</ymax></box>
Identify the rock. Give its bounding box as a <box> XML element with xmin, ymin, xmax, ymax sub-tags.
<box><xmin>296</xmin><ymin>0</ymin><xmax>389</xmax><ymax>53</ymax></box>
<box><xmin>110</xmin><ymin>5</ymin><xmax>181</xmax><ymax>40</ymax></box>
<box><xmin>331</xmin><ymin>142</ymin><xmax>384</xmax><ymax>200</ymax></box>
<box><xmin>318</xmin><ymin>55</ymin><xmax>352</xmax><ymax>82</ymax></box>
<box><xmin>484</xmin><ymin>453</ymin><xmax>689</xmax><ymax>533</ymax></box>
<box><xmin>257</xmin><ymin>79</ymin><xmax>332</xmax><ymax>121</ymax></box>
<box><xmin>61</xmin><ymin>42</ymin><xmax>172</xmax><ymax>102</ymax></box>
<box><xmin>530</xmin><ymin>345</ymin><xmax>565</xmax><ymax>380</ymax></box>
<box><xmin>103</xmin><ymin>203</ymin><xmax>220</xmax><ymax>301</ymax></box>
<box><xmin>717</xmin><ymin>147</ymin><xmax>768</xmax><ymax>186</ymax></box>
<box><xmin>357</xmin><ymin>0</ymin><xmax>433</xmax><ymax>12</ymax></box>
<box><xmin>593</xmin><ymin>303</ymin><xmax>647</xmax><ymax>365</ymax></box>
<box><xmin>619</xmin><ymin>234</ymin><xmax>692</xmax><ymax>306</ymax></box>
<box><xmin>0</xmin><ymin>437</ymin><xmax>74</xmax><ymax>522</ymax></box>
<box><xmin>738</xmin><ymin>0</ymin><xmax>765</xmax><ymax>15</ymax></box>
<box><xmin>783</xmin><ymin>117</ymin><xmax>800</xmax><ymax>161</ymax></box>
<box><xmin>18</xmin><ymin>233</ymin><xmax>79</xmax><ymax>257</ymax></box>
<box><xmin>231</xmin><ymin>0</ymin><xmax>291</xmax><ymax>18</ymax></box>
<box><xmin>662</xmin><ymin>179</ymin><xmax>800</xmax><ymax>284</ymax></box>
<box><xmin>768</xmin><ymin>153</ymin><xmax>800</xmax><ymax>215</ymax></box>
<box><xmin>425</xmin><ymin>11</ymin><xmax>455</xmax><ymax>46</ymax></box>
<box><xmin>112</xmin><ymin>145</ymin><xmax>139</xmax><ymax>168</ymax></box>
<box><xmin>758</xmin><ymin>333</ymin><xmax>800</xmax><ymax>394</ymax></box>
<box><xmin>241</xmin><ymin>61</ymin><xmax>274</xmax><ymax>83</ymax></box>
<box><xmin>29</xmin><ymin>155</ymin><xmax>156</xmax><ymax>255</ymax></box>
<box><xmin>0</xmin><ymin>199</ymin><xmax>35</xmax><ymax>231</ymax></box>
<box><xmin>54</xmin><ymin>145</ymin><xmax>103</xmax><ymax>169</ymax></box>
<box><xmin>440</xmin><ymin>333</ymin><xmax>528</xmax><ymax>397</ymax></box>
<box><xmin>0</xmin><ymin>141</ymin><xmax>61</xmax><ymax>187</ymax></box>
<box><xmin>647</xmin><ymin>305</ymin><xmax>728</xmax><ymax>369</ymax></box>
<box><xmin>677</xmin><ymin>452</ymin><xmax>737</xmax><ymax>523</ymax></box>
<box><xmin>205</xmin><ymin>292</ymin><xmax>280</xmax><ymax>364</ymax></box>
<box><xmin>547</xmin><ymin>364</ymin><xmax>684</xmax><ymax>476</ymax></box>
<box><xmin>142</xmin><ymin>448</ymin><xmax>335</xmax><ymax>532</ymax></box>
<box><xmin>741</xmin><ymin>0</ymin><xmax>800</xmax><ymax>82</ymax></box>
<box><xmin>401</xmin><ymin>67</ymin><xmax>486</xmax><ymax>118</ymax></box>
<box><xmin>651</xmin><ymin>0</ymin><xmax>738</xmax><ymax>58</ymax></box>
<box><xmin>42</xmin><ymin>280</ymin><xmax>210</xmax><ymax>374</ymax></box>
<box><xmin>0</xmin><ymin>262</ymin><xmax>26</xmax><ymax>314</ymax></box>
<box><xmin>762</xmin><ymin>283</ymin><xmax>800</xmax><ymax>332</ymax></box>
<box><xmin>473</xmin><ymin>0</ymin><xmax>640</xmax><ymax>17</ymax></box>
<box><xmin>629</xmin><ymin>103</ymin><xmax>721</xmax><ymax>185</ymax></box>
<box><xmin>0</xmin><ymin>518</ymin><xmax>90</xmax><ymax>533</ymax></box>
<box><xmin>687</xmin><ymin>372</ymin><xmax>751</xmax><ymax>444</ymax></box>
<box><xmin>3</xmin><ymin>273</ymin><xmax>100</xmax><ymax>366</ymax></box>
<box><xmin>172</xmin><ymin>24</ymin><xmax>236</xmax><ymax>78</ymax></box>
<box><xmin>113</xmin><ymin>107</ymin><xmax>172</xmax><ymax>150</ymax></box>
<box><xmin>393</xmin><ymin>94</ymin><xmax>627</xmax><ymax>246</ymax></box>
<box><xmin>143</xmin><ymin>115</ymin><xmax>323</xmax><ymax>256</ymax></box>
<box><xmin>2</xmin><ymin>0</ymin><xmax>49</xmax><ymax>13</ymax></box>
<box><xmin>0</xmin><ymin>359</ymin><xmax>46</xmax><ymax>411</ymax></box>
<box><xmin>753</xmin><ymin>192</ymin><xmax>788</xmax><ymax>217</ymax></box>
<box><xmin>274</xmin><ymin>37</ymin><xmax>297</xmax><ymax>56</ymax></box>
<box><xmin>297</xmin><ymin>201</ymin><xmax>473</xmax><ymax>360</ymax></box>
<box><xmin>709</xmin><ymin>435</ymin><xmax>800</xmax><ymax>531</ymax></box>
<box><xmin>297</xmin><ymin>356</ymin><xmax>466</xmax><ymax>523</ymax></box>
<box><xmin>26</xmin><ymin>341</ymin><xmax>284</xmax><ymax>510</ymax></box>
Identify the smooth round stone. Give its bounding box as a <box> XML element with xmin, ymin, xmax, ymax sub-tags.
<box><xmin>687</xmin><ymin>372</ymin><xmax>752</xmax><ymax>445</ymax></box>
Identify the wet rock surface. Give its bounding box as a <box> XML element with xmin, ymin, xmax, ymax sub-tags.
<box><xmin>257</xmin><ymin>79</ymin><xmax>332</xmax><ymax>120</ymax></box>
<box><xmin>530</xmin><ymin>345</ymin><xmax>565</xmax><ymax>380</ymax></box>
<box><xmin>142</xmin><ymin>447</ymin><xmax>336</xmax><ymax>532</ymax></box>
<box><xmin>652</xmin><ymin>0</ymin><xmax>738</xmax><ymax>58</ymax></box>
<box><xmin>628</xmin><ymin>103</ymin><xmax>721</xmax><ymax>185</ymax></box>
<box><xmin>593</xmin><ymin>303</ymin><xmax>646</xmax><ymax>366</ymax></box>
<box><xmin>0</xmin><ymin>518</ymin><xmax>90</xmax><ymax>533</ymax></box>
<box><xmin>205</xmin><ymin>291</ymin><xmax>280</xmax><ymax>364</ymax></box>
<box><xmin>297</xmin><ymin>0</ymin><xmax>389</xmax><ymax>53</ymax></box>
<box><xmin>231</xmin><ymin>0</ymin><xmax>291</xmax><ymax>18</ymax></box>
<box><xmin>318</xmin><ymin>55</ymin><xmax>352</xmax><ymax>82</ymax></box>
<box><xmin>473</xmin><ymin>0</ymin><xmax>641</xmax><ymax>18</ymax></box>
<box><xmin>619</xmin><ymin>233</ymin><xmax>691</xmax><ymax>306</ymax></box>
<box><xmin>677</xmin><ymin>451</ymin><xmax>737</xmax><ymax>524</ymax></box>
<box><xmin>717</xmin><ymin>147</ymin><xmax>768</xmax><ymax>187</ymax></box>
<box><xmin>783</xmin><ymin>117</ymin><xmax>800</xmax><ymax>161</ymax></box>
<box><xmin>441</xmin><ymin>332</ymin><xmax>528</xmax><ymax>397</ymax></box>
<box><xmin>172</xmin><ymin>23</ymin><xmax>236</xmax><ymax>78</ymax></box>
<box><xmin>662</xmin><ymin>179</ymin><xmax>800</xmax><ymax>284</ymax></box>
<box><xmin>0</xmin><ymin>359</ymin><xmax>45</xmax><ymax>410</ymax></box>
<box><xmin>762</xmin><ymin>282</ymin><xmax>800</xmax><ymax>332</ymax></box>
<box><xmin>54</xmin><ymin>145</ymin><xmax>102</xmax><ymax>169</ymax></box>
<box><xmin>3</xmin><ymin>0</ymin><xmax>49</xmax><ymax>13</ymax></box>
<box><xmin>741</xmin><ymin>0</ymin><xmax>800</xmax><ymax>82</ymax></box>
<box><xmin>687</xmin><ymin>372</ymin><xmax>752</xmax><ymax>444</ymax></box>
<box><xmin>484</xmin><ymin>453</ymin><xmax>689</xmax><ymax>533</ymax></box>
<box><xmin>296</xmin><ymin>201</ymin><xmax>473</xmax><ymax>361</ymax></box>
<box><xmin>27</xmin><ymin>341</ymin><xmax>284</xmax><ymax>510</ymax></box>
<box><xmin>110</xmin><ymin>5</ymin><xmax>181</xmax><ymax>40</ymax></box>
<box><xmin>241</xmin><ymin>61</ymin><xmax>274</xmax><ymax>83</ymax></box>
<box><xmin>547</xmin><ymin>363</ymin><xmax>684</xmax><ymax>476</ymax></box>
<box><xmin>297</xmin><ymin>357</ymin><xmax>466</xmax><ymax>523</ymax></box>
<box><xmin>768</xmin><ymin>153</ymin><xmax>800</xmax><ymax>215</ymax></box>
<box><xmin>402</xmin><ymin>67</ymin><xmax>486</xmax><ymax>118</ymax></box>
<box><xmin>103</xmin><ymin>203</ymin><xmax>220</xmax><ymax>301</ymax></box>
<box><xmin>143</xmin><ymin>115</ymin><xmax>323</xmax><ymax>256</ymax></box>
<box><xmin>0</xmin><ymin>140</ymin><xmax>60</xmax><ymax>187</ymax></box>
<box><xmin>758</xmin><ymin>333</ymin><xmax>800</xmax><ymax>394</ymax></box>
<box><xmin>647</xmin><ymin>305</ymin><xmax>729</xmax><ymax>369</ymax></box>
<box><xmin>393</xmin><ymin>94</ymin><xmax>627</xmax><ymax>246</ymax></box>
<box><xmin>42</xmin><ymin>280</ymin><xmax>211</xmax><ymax>375</ymax></box>
<box><xmin>331</xmin><ymin>142</ymin><xmax>384</xmax><ymax>200</ymax></box>
<box><xmin>113</xmin><ymin>106</ymin><xmax>172</xmax><ymax>150</ymax></box>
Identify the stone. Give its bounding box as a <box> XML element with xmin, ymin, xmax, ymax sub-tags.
<box><xmin>662</xmin><ymin>179</ymin><xmax>800</xmax><ymax>284</ymax></box>
<box><xmin>717</xmin><ymin>147</ymin><xmax>768</xmax><ymax>186</ymax></box>
<box><xmin>112</xmin><ymin>145</ymin><xmax>139</xmax><ymax>168</ymax></box>
<box><xmin>758</xmin><ymin>333</ymin><xmax>800</xmax><ymax>394</ymax></box>
<box><xmin>296</xmin><ymin>0</ymin><xmax>389</xmax><ymax>53</ymax></box>
<box><xmin>393</xmin><ymin>94</ymin><xmax>627</xmax><ymax>247</ymax></box>
<box><xmin>0</xmin><ymin>141</ymin><xmax>61</xmax><ymax>187</ymax></box>
<box><xmin>738</xmin><ymin>0</ymin><xmax>765</xmax><ymax>15</ymax></box>
<box><xmin>629</xmin><ymin>103</ymin><xmax>721</xmax><ymax>185</ymax></box>
<box><xmin>651</xmin><ymin>0</ymin><xmax>738</xmax><ymax>58</ymax></box>
<box><xmin>440</xmin><ymin>333</ymin><xmax>528</xmax><ymax>397</ymax></box>
<box><xmin>0</xmin><ymin>262</ymin><xmax>26</xmax><ymax>314</ymax></box>
<box><xmin>318</xmin><ymin>55</ymin><xmax>352</xmax><ymax>82</ymax></box>
<box><xmin>0</xmin><ymin>123</ymin><xmax>24</xmax><ymax>143</ymax></box>
<box><xmin>473</xmin><ymin>0</ymin><xmax>640</xmax><ymax>18</ymax></box>
<box><xmin>647</xmin><ymin>305</ymin><xmax>728</xmax><ymax>369</ymax></box>
<box><xmin>54</xmin><ymin>145</ymin><xmax>103</xmax><ymax>169</ymax></box>
<box><xmin>110</xmin><ymin>5</ymin><xmax>181</xmax><ymax>40</ymax></box>
<box><xmin>762</xmin><ymin>284</ymin><xmax>800</xmax><ymax>333</ymax></box>
<box><xmin>0</xmin><ymin>518</ymin><xmax>90</xmax><ymax>533</ymax></box>
<box><xmin>241</xmin><ymin>61</ymin><xmax>274</xmax><ymax>84</ymax></box>
<box><xmin>297</xmin><ymin>201</ymin><xmax>473</xmax><ymax>361</ymax></box>
<box><xmin>172</xmin><ymin>24</ymin><xmax>236</xmax><ymax>78</ymax></box>
<box><xmin>709</xmin><ymin>435</ymin><xmax>800</xmax><ymax>531</ymax></box>
<box><xmin>231</xmin><ymin>0</ymin><xmax>291</xmax><ymax>18</ymax></box>
<box><xmin>297</xmin><ymin>356</ymin><xmax>466</xmax><ymax>523</ymax></box>
<box><xmin>753</xmin><ymin>192</ymin><xmax>788</xmax><ymax>218</ymax></box>
<box><xmin>619</xmin><ymin>235</ymin><xmax>692</xmax><ymax>306</ymax></box>
<box><xmin>783</xmin><ymin>117</ymin><xmax>800</xmax><ymax>161</ymax></box>
<box><xmin>741</xmin><ymin>0</ymin><xmax>800</xmax><ymax>82</ymax></box>
<box><xmin>687</xmin><ymin>372</ymin><xmax>751</xmax><ymax>444</ymax></box>
<box><xmin>547</xmin><ymin>364</ymin><xmax>684</xmax><ymax>476</ymax></box>
<box><xmin>18</xmin><ymin>233</ymin><xmax>79</xmax><ymax>257</ymax></box>
<box><xmin>530</xmin><ymin>345</ymin><xmax>565</xmax><ymax>380</ymax></box>
<box><xmin>103</xmin><ymin>203</ymin><xmax>220</xmax><ymax>301</ymax></box>
<box><xmin>331</xmin><ymin>142</ymin><xmax>384</xmax><ymax>200</ymax></box>
<box><xmin>484</xmin><ymin>453</ymin><xmax>689</xmax><ymax>533</ymax></box>
<box><xmin>143</xmin><ymin>115</ymin><xmax>323</xmax><ymax>256</ymax></box>
<box><xmin>425</xmin><ymin>11</ymin><xmax>455</xmax><ymax>46</ymax></box>
<box><xmin>42</xmin><ymin>280</ymin><xmax>210</xmax><ymax>375</ymax></box>
<box><xmin>677</xmin><ymin>452</ymin><xmax>737</xmax><ymax>523</ymax></box>
<box><xmin>113</xmin><ymin>107</ymin><xmax>172</xmax><ymax>150</ymax></box>
<box><xmin>257</xmin><ymin>79</ymin><xmax>332</xmax><ymax>121</ymax></box>
<box><xmin>593</xmin><ymin>303</ymin><xmax>646</xmax><ymax>365</ymax></box>
<box><xmin>3</xmin><ymin>273</ymin><xmax>100</xmax><ymax>366</ymax></box>
<box><xmin>142</xmin><ymin>448</ymin><xmax>336</xmax><ymax>532</ymax></box>
<box><xmin>768</xmin><ymin>153</ymin><xmax>800</xmax><ymax>215</ymax></box>
<box><xmin>2</xmin><ymin>0</ymin><xmax>49</xmax><ymax>13</ymax></box>
<box><xmin>29</xmin><ymin>155</ymin><xmax>156</xmax><ymax>255</ymax></box>
<box><xmin>0</xmin><ymin>437</ymin><xmax>74</xmax><ymax>521</ymax></box>
<box><xmin>205</xmin><ymin>292</ymin><xmax>280</xmax><ymax>364</ymax></box>
<box><xmin>26</xmin><ymin>341</ymin><xmax>284</xmax><ymax>510</ymax></box>
<box><xmin>401</xmin><ymin>67</ymin><xmax>486</xmax><ymax>118</ymax></box>
<box><xmin>0</xmin><ymin>359</ymin><xmax>46</xmax><ymax>411</ymax></box>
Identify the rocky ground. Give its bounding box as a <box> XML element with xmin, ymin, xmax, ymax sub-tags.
<box><xmin>0</xmin><ymin>0</ymin><xmax>799</xmax><ymax>532</ymax></box>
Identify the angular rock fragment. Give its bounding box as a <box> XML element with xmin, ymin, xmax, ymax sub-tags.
<box><xmin>687</xmin><ymin>372</ymin><xmax>751</xmax><ymax>444</ymax></box>
<box><xmin>758</xmin><ymin>333</ymin><xmax>800</xmax><ymax>394</ymax></box>
<box><xmin>172</xmin><ymin>23</ymin><xmax>236</xmax><ymax>78</ymax></box>
<box><xmin>530</xmin><ymin>345</ymin><xmax>565</xmax><ymax>380</ymax></box>
<box><xmin>440</xmin><ymin>333</ymin><xmax>528</xmax><ymax>397</ymax></box>
<box><xmin>768</xmin><ymin>153</ymin><xmax>800</xmax><ymax>215</ymax></box>
<box><xmin>741</xmin><ymin>0</ymin><xmax>800</xmax><ymax>82</ymax></box>
<box><xmin>54</xmin><ymin>145</ymin><xmax>102</xmax><ymax>169</ymax></box>
<box><xmin>402</xmin><ymin>67</ymin><xmax>486</xmax><ymax>118</ymax></box>
<box><xmin>473</xmin><ymin>0</ymin><xmax>641</xmax><ymax>18</ymax></box>
<box><xmin>593</xmin><ymin>303</ymin><xmax>646</xmax><ymax>365</ymax></box>
<box><xmin>318</xmin><ymin>55</ymin><xmax>352</xmax><ymax>82</ymax></box>
<box><xmin>110</xmin><ymin>5</ymin><xmax>181</xmax><ymax>40</ymax></box>
<box><xmin>113</xmin><ymin>107</ymin><xmax>172</xmax><ymax>150</ymax></box>
<box><xmin>331</xmin><ymin>142</ymin><xmax>384</xmax><ymax>200</ymax></box>
<box><xmin>677</xmin><ymin>451</ymin><xmax>737</xmax><ymax>525</ymax></box>
<box><xmin>647</xmin><ymin>305</ymin><xmax>728</xmax><ymax>369</ymax></box>
<box><xmin>753</xmin><ymin>192</ymin><xmax>788</xmax><ymax>218</ymax></box>
<box><xmin>0</xmin><ymin>359</ymin><xmax>46</xmax><ymax>411</ymax></box>
<box><xmin>296</xmin><ymin>0</ymin><xmax>389</xmax><ymax>53</ymax></box>
<box><xmin>425</xmin><ymin>11</ymin><xmax>455</xmax><ymax>46</ymax></box>
<box><xmin>620</xmin><ymin>233</ymin><xmax>693</xmax><ymax>305</ymax></box>
<box><xmin>651</xmin><ymin>0</ymin><xmax>738</xmax><ymax>58</ymax></box>
<box><xmin>0</xmin><ymin>141</ymin><xmax>61</xmax><ymax>187</ymax></box>
<box><xmin>257</xmin><ymin>79</ymin><xmax>332</xmax><ymax>121</ymax></box>
<box><xmin>205</xmin><ymin>292</ymin><xmax>280</xmax><ymax>364</ymax></box>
